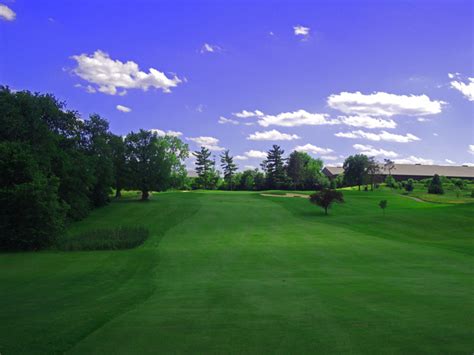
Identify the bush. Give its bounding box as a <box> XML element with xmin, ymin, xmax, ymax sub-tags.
<box><xmin>405</xmin><ymin>179</ymin><xmax>414</xmax><ymax>192</ymax></box>
<box><xmin>56</xmin><ymin>226</ymin><xmax>149</xmax><ymax>251</ymax></box>
<box><xmin>428</xmin><ymin>174</ymin><xmax>444</xmax><ymax>194</ymax></box>
<box><xmin>385</xmin><ymin>175</ymin><xmax>396</xmax><ymax>188</ymax></box>
<box><xmin>471</xmin><ymin>190</ymin><xmax>474</xmax><ymax>198</ymax></box>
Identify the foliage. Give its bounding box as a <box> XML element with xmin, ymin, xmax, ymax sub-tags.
<box><xmin>428</xmin><ymin>174</ymin><xmax>444</xmax><ymax>194</ymax></box>
<box><xmin>220</xmin><ymin>150</ymin><xmax>238</xmax><ymax>190</ymax></box>
<box><xmin>193</xmin><ymin>146</ymin><xmax>219</xmax><ymax>189</ymax></box>
<box><xmin>385</xmin><ymin>174</ymin><xmax>396</xmax><ymax>188</ymax></box>
<box><xmin>261</xmin><ymin>145</ymin><xmax>288</xmax><ymax>189</ymax></box>
<box><xmin>157</xmin><ymin>135</ymin><xmax>190</xmax><ymax>190</ymax></box>
<box><xmin>309</xmin><ymin>188</ymin><xmax>344</xmax><ymax>215</ymax></box>
<box><xmin>366</xmin><ymin>157</ymin><xmax>381</xmax><ymax>190</ymax></box>
<box><xmin>379</xmin><ymin>199</ymin><xmax>388</xmax><ymax>215</ymax></box>
<box><xmin>405</xmin><ymin>178</ymin><xmax>414</xmax><ymax>192</ymax></box>
<box><xmin>343</xmin><ymin>154</ymin><xmax>369</xmax><ymax>190</ymax></box>
<box><xmin>57</xmin><ymin>226</ymin><xmax>149</xmax><ymax>251</ymax></box>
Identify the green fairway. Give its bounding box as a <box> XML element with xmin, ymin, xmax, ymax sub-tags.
<box><xmin>1</xmin><ymin>190</ymin><xmax>473</xmax><ymax>354</ymax></box>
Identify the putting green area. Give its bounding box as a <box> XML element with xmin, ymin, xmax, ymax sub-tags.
<box><xmin>1</xmin><ymin>189</ymin><xmax>473</xmax><ymax>354</ymax></box>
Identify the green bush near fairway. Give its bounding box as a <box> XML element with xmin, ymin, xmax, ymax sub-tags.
<box><xmin>56</xmin><ymin>226</ymin><xmax>149</xmax><ymax>251</ymax></box>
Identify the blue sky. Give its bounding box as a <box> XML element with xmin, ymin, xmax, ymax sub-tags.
<box><xmin>1</xmin><ymin>0</ymin><xmax>473</xmax><ymax>169</ymax></box>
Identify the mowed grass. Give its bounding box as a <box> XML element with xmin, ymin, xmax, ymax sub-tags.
<box><xmin>0</xmin><ymin>190</ymin><xmax>473</xmax><ymax>354</ymax></box>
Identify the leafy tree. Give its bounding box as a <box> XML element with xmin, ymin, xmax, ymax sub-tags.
<box><xmin>220</xmin><ymin>150</ymin><xmax>238</xmax><ymax>190</ymax></box>
<box><xmin>0</xmin><ymin>142</ymin><xmax>66</xmax><ymax>250</ymax></box>
<box><xmin>287</xmin><ymin>151</ymin><xmax>307</xmax><ymax>189</ymax></box>
<box><xmin>343</xmin><ymin>154</ymin><xmax>369</xmax><ymax>190</ymax></box>
<box><xmin>109</xmin><ymin>134</ymin><xmax>129</xmax><ymax>198</ymax></box>
<box><xmin>379</xmin><ymin>199</ymin><xmax>388</xmax><ymax>216</ymax></box>
<box><xmin>405</xmin><ymin>178</ymin><xmax>414</xmax><ymax>192</ymax></box>
<box><xmin>366</xmin><ymin>157</ymin><xmax>380</xmax><ymax>191</ymax></box>
<box><xmin>428</xmin><ymin>174</ymin><xmax>444</xmax><ymax>194</ymax></box>
<box><xmin>309</xmin><ymin>188</ymin><xmax>344</xmax><ymax>215</ymax></box>
<box><xmin>385</xmin><ymin>174</ymin><xmax>396</xmax><ymax>188</ymax></box>
<box><xmin>157</xmin><ymin>135</ymin><xmax>189</xmax><ymax>189</ymax></box>
<box><xmin>193</xmin><ymin>146</ymin><xmax>219</xmax><ymax>189</ymax></box>
<box><xmin>452</xmin><ymin>178</ymin><xmax>466</xmax><ymax>190</ymax></box>
<box><xmin>253</xmin><ymin>170</ymin><xmax>266</xmax><ymax>190</ymax></box>
<box><xmin>124</xmin><ymin>130</ymin><xmax>171</xmax><ymax>200</ymax></box>
<box><xmin>261</xmin><ymin>145</ymin><xmax>287</xmax><ymax>189</ymax></box>
<box><xmin>384</xmin><ymin>159</ymin><xmax>395</xmax><ymax>176</ymax></box>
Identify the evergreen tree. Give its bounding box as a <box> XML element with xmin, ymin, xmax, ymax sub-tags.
<box><xmin>220</xmin><ymin>150</ymin><xmax>238</xmax><ymax>190</ymax></box>
<box><xmin>193</xmin><ymin>146</ymin><xmax>219</xmax><ymax>189</ymax></box>
<box><xmin>261</xmin><ymin>145</ymin><xmax>287</xmax><ymax>189</ymax></box>
<box><xmin>428</xmin><ymin>174</ymin><xmax>444</xmax><ymax>194</ymax></box>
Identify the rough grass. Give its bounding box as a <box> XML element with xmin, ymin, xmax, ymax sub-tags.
<box><xmin>0</xmin><ymin>189</ymin><xmax>472</xmax><ymax>354</ymax></box>
<box><xmin>56</xmin><ymin>226</ymin><xmax>149</xmax><ymax>251</ymax></box>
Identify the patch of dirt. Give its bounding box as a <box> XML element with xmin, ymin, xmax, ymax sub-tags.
<box><xmin>260</xmin><ymin>193</ymin><xmax>309</xmax><ymax>199</ymax></box>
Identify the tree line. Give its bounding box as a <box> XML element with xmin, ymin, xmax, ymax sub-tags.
<box><xmin>0</xmin><ymin>87</ymin><xmax>188</xmax><ymax>250</ymax></box>
<box><xmin>192</xmin><ymin>145</ymin><xmax>330</xmax><ymax>191</ymax></box>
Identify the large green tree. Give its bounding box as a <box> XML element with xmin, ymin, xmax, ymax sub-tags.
<box><xmin>124</xmin><ymin>130</ymin><xmax>171</xmax><ymax>200</ymax></box>
<box><xmin>343</xmin><ymin>154</ymin><xmax>369</xmax><ymax>190</ymax></box>
<box><xmin>156</xmin><ymin>135</ymin><xmax>189</xmax><ymax>190</ymax></box>
<box><xmin>109</xmin><ymin>134</ymin><xmax>129</xmax><ymax>198</ymax></box>
<box><xmin>220</xmin><ymin>150</ymin><xmax>238</xmax><ymax>190</ymax></box>
<box><xmin>261</xmin><ymin>145</ymin><xmax>287</xmax><ymax>189</ymax></box>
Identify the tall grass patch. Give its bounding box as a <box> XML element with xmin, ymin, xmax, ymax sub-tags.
<box><xmin>57</xmin><ymin>226</ymin><xmax>149</xmax><ymax>251</ymax></box>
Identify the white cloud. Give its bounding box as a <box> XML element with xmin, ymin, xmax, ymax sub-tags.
<box><xmin>339</xmin><ymin>115</ymin><xmax>397</xmax><ymax>129</ymax></box>
<box><xmin>395</xmin><ymin>156</ymin><xmax>434</xmax><ymax>165</ymax></box>
<box><xmin>218</xmin><ymin>116</ymin><xmax>239</xmax><ymax>125</ymax></box>
<box><xmin>0</xmin><ymin>4</ymin><xmax>15</xmax><ymax>21</ymax></box>
<box><xmin>234</xmin><ymin>155</ymin><xmax>248</xmax><ymax>161</ymax></box>
<box><xmin>293</xmin><ymin>143</ymin><xmax>333</xmax><ymax>155</ymax></box>
<box><xmin>433</xmin><ymin>133</ymin><xmax>438</xmax><ymax>137</ymax></box>
<box><xmin>445</xmin><ymin>159</ymin><xmax>455</xmax><ymax>165</ymax></box>
<box><xmin>328</xmin><ymin>91</ymin><xmax>445</xmax><ymax>117</ymax></box>
<box><xmin>244</xmin><ymin>150</ymin><xmax>267</xmax><ymax>159</ymax></box>
<box><xmin>293</xmin><ymin>25</ymin><xmax>310</xmax><ymax>38</ymax></box>
<box><xmin>116</xmin><ymin>104</ymin><xmax>131</xmax><ymax>113</ymax></box>
<box><xmin>417</xmin><ymin>117</ymin><xmax>430</xmax><ymax>122</ymax></box>
<box><xmin>353</xmin><ymin>144</ymin><xmax>398</xmax><ymax>158</ymax></box>
<box><xmin>150</xmin><ymin>129</ymin><xmax>183</xmax><ymax>137</ymax></box>
<box><xmin>195</xmin><ymin>104</ymin><xmax>205</xmax><ymax>112</ymax></box>
<box><xmin>233</xmin><ymin>109</ymin><xmax>264</xmax><ymax>118</ymax></box>
<box><xmin>71</xmin><ymin>50</ymin><xmax>181</xmax><ymax>95</ymax></box>
<box><xmin>200</xmin><ymin>43</ymin><xmax>221</xmax><ymax>53</ymax></box>
<box><xmin>247</xmin><ymin>129</ymin><xmax>300</xmax><ymax>141</ymax></box>
<box><xmin>335</xmin><ymin>130</ymin><xmax>420</xmax><ymax>143</ymax></box>
<box><xmin>187</xmin><ymin>136</ymin><xmax>224</xmax><ymax>151</ymax></box>
<box><xmin>258</xmin><ymin>109</ymin><xmax>338</xmax><ymax>127</ymax></box>
<box><xmin>469</xmin><ymin>145</ymin><xmax>474</xmax><ymax>155</ymax></box>
<box><xmin>462</xmin><ymin>162</ymin><xmax>474</xmax><ymax>167</ymax></box>
<box><xmin>449</xmin><ymin>73</ymin><xmax>474</xmax><ymax>101</ymax></box>
<box><xmin>244</xmin><ymin>165</ymin><xmax>257</xmax><ymax>170</ymax></box>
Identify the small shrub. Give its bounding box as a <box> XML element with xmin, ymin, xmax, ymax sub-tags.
<box><xmin>57</xmin><ymin>226</ymin><xmax>149</xmax><ymax>251</ymax></box>
<box><xmin>385</xmin><ymin>175</ymin><xmax>396</xmax><ymax>188</ymax></box>
<box><xmin>309</xmin><ymin>188</ymin><xmax>344</xmax><ymax>215</ymax></box>
<box><xmin>379</xmin><ymin>200</ymin><xmax>388</xmax><ymax>215</ymax></box>
<box><xmin>471</xmin><ymin>190</ymin><xmax>474</xmax><ymax>198</ymax></box>
<box><xmin>405</xmin><ymin>179</ymin><xmax>414</xmax><ymax>192</ymax></box>
<box><xmin>428</xmin><ymin>174</ymin><xmax>444</xmax><ymax>194</ymax></box>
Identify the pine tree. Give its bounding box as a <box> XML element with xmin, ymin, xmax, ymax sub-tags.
<box><xmin>220</xmin><ymin>150</ymin><xmax>238</xmax><ymax>190</ymax></box>
<box><xmin>261</xmin><ymin>145</ymin><xmax>287</xmax><ymax>189</ymax></box>
<box><xmin>193</xmin><ymin>146</ymin><xmax>218</xmax><ymax>189</ymax></box>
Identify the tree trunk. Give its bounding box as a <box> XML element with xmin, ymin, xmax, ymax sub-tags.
<box><xmin>115</xmin><ymin>189</ymin><xmax>122</xmax><ymax>198</ymax></box>
<box><xmin>325</xmin><ymin>207</ymin><xmax>328</xmax><ymax>215</ymax></box>
<box><xmin>358</xmin><ymin>184</ymin><xmax>361</xmax><ymax>191</ymax></box>
<box><xmin>141</xmin><ymin>190</ymin><xmax>149</xmax><ymax>200</ymax></box>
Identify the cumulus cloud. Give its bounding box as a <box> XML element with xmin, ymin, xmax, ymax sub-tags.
<box><xmin>244</xmin><ymin>165</ymin><xmax>257</xmax><ymax>170</ymax></box>
<box><xmin>187</xmin><ymin>136</ymin><xmax>224</xmax><ymax>151</ymax></box>
<box><xmin>321</xmin><ymin>155</ymin><xmax>339</xmax><ymax>161</ymax></box>
<box><xmin>244</xmin><ymin>150</ymin><xmax>267</xmax><ymax>159</ymax></box>
<box><xmin>218</xmin><ymin>116</ymin><xmax>239</xmax><ymax>125</ymax></box>
<box><xmin>469</xmin><ymin>145</ymin><xmax>474</xmax><ymax>155</ymax></box>
<box><xmin>200</xmin><ymin>43</ymin><xmax>221</xmax><ymax>53</ymax></box>
<box><xmin>116</xmin><ymin>104</ymin><xmax>131</xmax><ymax>113</ymax></box>
<box><xmin>247</xmin><ymin>129</ymin><xmax>300</xmax><ymax>141</ymax></box>
<box><xmin>71</xmin><ymin>50</ymin><xmax>182</xmax><ymax>95</ymax></box>
<box><xmin>234</xmin><ymin>155</ymin><xmax>248</xmax><ymax>161</ymax></box>
<box><xmin>335</xmin><ymin>130</ymin><xmax>420</xmax><ymax>143</ymax></box>
<box><xmin>449</xmin><ymin>73</ymin><xmax>474</xmax><ymax>101</ymax></box>
<box><xmin>0</xmin><ymin>4</ymin><xmax>15</xmax><ymax>21</ymax></box>
<box><xmin>150</xmin><ymin>129</ymin><xmax>183</xmax><ymax>137</ymax></box>
<box><xmin>353</xmin><ymin>144</ymin><xmax>398</xmax><ymax>158</ymax></box>
<box><xmin>293</xmin><ymin>143</ymin><xmax>333</xmax><ymax>155</ymax></box>
<box><xmin>394</xmin><ymin>156</ymin><xmax>434</xmax><ymax>165</ymax></box>
<box><xmin>339</xmin><ymin>115</ymin><xmax>397</xmax><ymax>129</ymax></box>
<box><xmin>327</xmin><ymin>91</ymin><xmax>445</xmax><ymax>117</ymax></box>
<box><xmin>293</xmin><ymin>25</ymin><xmax>310</xmax><ymax>39</ymax></box>
<box><xmin>445</xmin><ymin>159</ymin><xmax>455</xmax><ymax>165</ymax></box>
<box><xmin>233</xmin><ymin>109</ymin><xmax>264</xmax><ymax>118</ymax></box>
<box><xmin>462</xmin><ymin>162</ymin><xmax>474</xmax><ymax>167</ymax></box>
<box><xmin>258</xmin><ymin>109</ymin><xmax>338</xmax><ymax>127</ymax></box>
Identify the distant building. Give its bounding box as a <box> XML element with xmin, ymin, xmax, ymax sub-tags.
<box><xmin>322</xmin><ymin>164</ymin><xmax>474</xmax><ymax>181</ymax></box>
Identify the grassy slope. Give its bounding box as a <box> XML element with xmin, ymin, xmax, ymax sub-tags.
<box><xmin>0</xmin><ymin>190</ymin><xmax>473</xmax><ymax>354</ymax></box>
